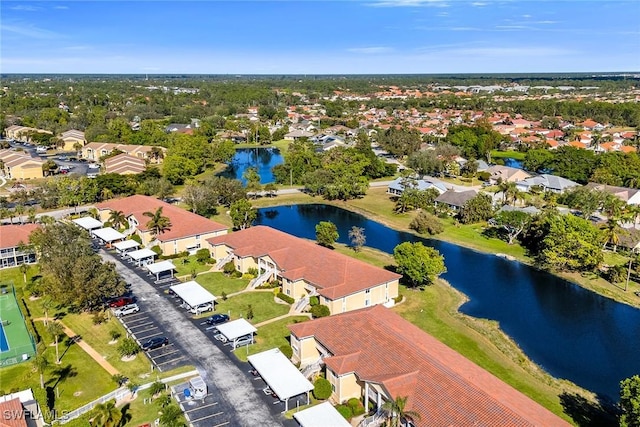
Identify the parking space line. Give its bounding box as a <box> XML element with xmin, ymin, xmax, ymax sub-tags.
<box><xmin>156</xmin><ymin>356</ymin><xmax>186</xmax><ymax>366</ymax></box>
<box><xmin>131</xmin><ymin>325</ymin><xmax>159</xmax><ymax>334</ymax></box>
<box><xmin>211</xmin><ymin>422</ymin><xmax>230</xmax><ymax>427</ymax></box>
<box><xmin>145</xmin><ymin>343</ymin><xmax>174</xmax><ymax>354</ymax></box>
<box><xmin>150</xmin><ymin>348</ymin><xmax>180</xmax><ymax>358</ymax></box>
<box><xmin>185</xmin><ymin>402</ymin><xmax>219</xmax><ymax>413</ymax></box>
<box><xmin>136</xmin><ymin>331</ymin><xmax>164</xmax><ymax>340</ymax></box>
<box><xmin>191</xmin><ymin>412</ymin><xmax>224</xmax><ymax>423</ymax></box>
<box><xmin>127</xmin><ymin>320</ymin><xmax>154</xmax><ymax>328</ymax></box>
<box><xmin>122</xmin><ymin>312</ymin><xmax>147</xmax><ymax>320</ymax></box>
<box><xmin>124</xmin><ymin>316</ymin><xmax>150</xmax><ymax>323</ymax></box>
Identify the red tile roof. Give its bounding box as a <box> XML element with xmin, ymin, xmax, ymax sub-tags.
<box><xmin>289</xmin><ymin>306</ymin><xmax>570</xmax><ymax>427</ymax></box>
<box><xmin>96</xmin><ymin>195</ymin><xmax>227</xmax><ymax>242</ymax></box>
<box><xmin>207</xmin><ymin>226</ymin><xmax>401</xmax><ymax>300</ymax></box>
<box><xmin>0</xmin><ymin>224</ymin><xmax>39</xmax><ymax>249</ymax></box>
<box><xmin>0</xmin><ymin>398</ymin><xmax>28</xmax><ymax>427</ymax></box>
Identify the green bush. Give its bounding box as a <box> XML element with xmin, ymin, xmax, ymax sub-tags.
<box><xmin>478</xmin><ymin>171</ymin><xmax>491</xmax><ymax>181</ymax></box>
<box><xmin>336</xmin><ymin>404</ymin><xmax>352</xmax><ymax>419</ymax></box>
<box><xmin>278</xmin><ymin>344</ymin><xmax>293</xmax><ymax>359</ymax></box>
<box><xmin>309</xmin><ymin>295</ymin><xmax>319</xmax><ymax>306</ymax></box>
<box><xmin>247</xmin><ymin>267</ymin><xmax>259</xmax><ymax>276</ymax></box>
<box><xmin>348</xmin><ymin>398</ymin><xmax>365</xmax><ymax>416</ymax></box>
<box><xmin>149</xmin><ymin>381</ymin><xmax>166</xmax><ymax>396</ymax></box>
<box><xmin>310</xmin><ymin>304</ymin><xmax>330</xmax><ymax>318</ymax></box>
<box><xmin>195</xmin><ymin>248</ymin><xmax>211</xmax><ymax>264</ymax></box>
<box><xmin>410</xmin><ymin>211</ymin><xmax>444</xmax><ymax>235</ymax></box>
<box><xmin>604</xmin><ymin>264</ymin><xmax>626</xmax><ymax>283</ymax></box>
<box><xmin>394</xmin><ymin>294</ymin><xmax>403</xmax><ymax>304</ymax></box>
<box><xmin>232</xmin><ymin>270</ymin><xmax>243</xmax><ymax>278</ymax></box>
<box><xmin>160</xmin><ymin>250</ymin><xmax>188</xmax><ymax>260</ymax></box>
<box><xmin>313</xmin><ymin>378</ymin><xmax>332</xmax><ymax>400</ymax></box>
<box><xmin>109</xmin><ymin>329</ymin><xmax>122</xmax><ymax>341</ymax></box>
<box><xmin>223</xmin><ymin>261</ymin><xmax>236</xmax><ymax>275</ymax></box>
<box><xmin>92</xmin><ymin>311</ymin><xmax>107</xmax><ymax>325</ymax></box>
<box><xmin>130</xmin><ymin>234</ymin><xmax>142</xmax><ymax>244</ymax></box>
<box><xmin>112</xmin><ymin>374</ymin><xmax>128</xmax><ymax>386</ymax></box>
<box><xmin>118</xmin><ymin>337</ymin><xmax>140</xmax><ymax>357</ymax></box>
<box><xmin>150</xmin><ymin>245</ymin><xmax>163</xmax><ymax>256</ymax></box>
<box><xmin>276</xmin><ymin>292</ymin><xmax>294</xmax><ymax>304</ymax></box>
<box><xmin>347</xmin><ymin>398</ymin><xmax>360</xmax><ymax>408</ymax></box>
<box><xmin>221</xmin><ymin>291</ymin><xmax>228</xmax><ymax>301</ymax></box>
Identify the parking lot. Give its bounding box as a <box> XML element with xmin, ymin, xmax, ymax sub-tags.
<box><xmin>172</xmin><ymin>382</ymin><xmax>233</xmax><ymax>427</ymax></box>
<box><xmin>117</xmin><ymin>305</ymin><xmax>189</xmax><ymax>372</ymax></box>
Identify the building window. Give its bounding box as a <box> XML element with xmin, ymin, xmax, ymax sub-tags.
<box><xmin>286</xmin><ymin>289</ymin><xmax>291</xmax><ymax>296</ymax></box>
<box><xmin>331</xmin><ymin>383</ymin><xmax>336</xmax><ymax>392</ymax></box>
<box><xmin>195</xmin><ymin>235</ymin><xmax>200</xmax><ymax>240</ymax></box>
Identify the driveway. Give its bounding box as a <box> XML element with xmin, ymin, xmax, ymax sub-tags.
<box><xmin>98</xmin><ymin>250</ymin><xmax>282</xmax><ymax>427</ymax></box>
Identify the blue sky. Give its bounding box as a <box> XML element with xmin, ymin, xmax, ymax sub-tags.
<box><xmin>1</xmin><ymin>1</ymin><xmax>639</xmax><ymax>74</ymax></box>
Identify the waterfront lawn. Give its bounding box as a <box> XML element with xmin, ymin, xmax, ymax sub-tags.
<box><xmin>393</xmin><ymin>282</ymin><xmax>580</xmax><ymax>423</ymax></box>
<box><xmin>491</xmin><ymin>150</ymin><xmax>526</xmax><ymax>160</ymax></box>
<box><xmin>332</xmin><ymin>243</ymin><xmax>393</xmax><ymax>269</ymax></box>
<box><xmin>233</xmin><ymin>316</ymin><xmax>309</xmax><ymax>362</ymax></box>
<box><xmin>195</xmin><ymin>272</ymin><xmax>250</xmax><ymax>296</ymax></box>
<box><xmin>172</xmin><ymin>255</ymin><xmax>213</xmax><ymax>278</ymax></box>
<box><xmin>206</xmin><ymin>292</ymin><xmax>289</xmax><ymax>324</ymax></box>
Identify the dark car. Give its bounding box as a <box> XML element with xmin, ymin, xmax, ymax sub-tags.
<box><xmin>108</xmin><ymin>297</ymin><xmax>134</xmax><ymax>308</ymax></box>
<box><xmin>206</xmin><ymin>314</ymin><xmax>230</xmax><ymax>325</ymax></box>
<box><xmin>142</xmin><ymin>337</ymin><xmax>169</xmax><ymax>351</ymax></box>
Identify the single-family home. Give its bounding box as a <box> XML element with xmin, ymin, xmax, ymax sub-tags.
<box><xmin>81</xmin><ymin>143</ymin><xmax>166</xmax><ymax>164</ymax></box>
<box><xmin>104</xmin><ymin>153</ymin><xmax>146</xmax><ymax>175</ymax></box>
<box><xmin>0</xmin><ymin>224</ymin><xmax>38</xmax><ymax>269</ymax></box>
<box><xmin>288</xmin><ymin>305</ymin><xmax>570</xmax><ymax>427</ymax></box>
<box><xmin>207</xmin><ymin>226</ymin><xmax>401</xmax><ymax>314</ymax></box>
<box><xmin>0</xmin><ymin>150</ymin><xmax>45</xmax><ymax>180</ymax></box>
<box><xmin>584</xmin><ymin>183</ymin><xmax>640</xmax><ymax>205</ymax></box>
<box><xmin>59</xmin><ymin>129</ymin><xmax>86</xmax><ymax>152</ymax></box>
<box><xmin>96</xmin><ymin>195</ymin><xmax>227</xmax><ymax>255</ymax></box>
<box><xmin>485</xmin><ymin>165</ymin><xmax>531</xmax><ymax>184</ymax></box>
<box><xmin>386</xmin><ymin>176</ymin><xmax>447</xmax><ymax>197</ymax></box>
<box><xmin>435</xmin><ymin>189</ymin><xmax>478</xmax><ymax>211</ymax></box>
<box><xmin>284</xmin><ymin>129</ymin><xmax>315</xmax><ymax>141</ymax></box>
<box><xmin>618</xmin><ymin>228</ymin><xmax>640</xmax><ymax>253</ymax></box>
<box><xmin>516</xmin><ymin>174</ymin><xmax>580</xmax><ymax>194</ymax></box>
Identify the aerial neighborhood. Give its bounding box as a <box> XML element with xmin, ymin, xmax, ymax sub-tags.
<box><xmin>1</xmin><ymin>74</ymin><xmax>639</xmax><ymax>427</ymax></box>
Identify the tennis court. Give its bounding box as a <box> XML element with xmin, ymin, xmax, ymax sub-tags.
<box><xmin>0</xmin><ymin>285</ymin><xmax>36</xmax><ymax>366</ymax></box>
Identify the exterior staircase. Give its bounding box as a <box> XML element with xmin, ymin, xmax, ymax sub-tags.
<box><xmin>294</xmin><ymin>290</ymin><xmax>318</xmax><ymax>313</ymax></box>
<box><xmin>300</xmin><ymin>357</ymin><xmax>323</xmax><ymax>379</ymax></box>
<box><xmin>250</xmin><ymin>268</ymin><xmax>274</xmax><ymax>288</ymax></box>
<box><xmin>358</xmin><ymin>410</ymin><xmax>386</xmax><ymax>427</ymax></box>
<box><xmin>215</xmin><ymin>253</ymin><xmax>234</xmax><ymax>270</ymax></box>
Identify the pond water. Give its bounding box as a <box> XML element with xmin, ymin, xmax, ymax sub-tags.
<box><xmin>503</xmin><ymin>157</ymin><xmax>524</xmax><ymax>169</ymax></box>
<box><xmin>219</xmin><ymin>148</ymin><xmax>284</xmax><ymax>184</ymax></box>
<box><xmin>255</xmin><ymin>203</ymin><xmax>640</xmax><ymax>400</ymax></box>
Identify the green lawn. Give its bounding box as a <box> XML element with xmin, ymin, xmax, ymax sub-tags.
<box><xmin>171</xmin><ymin>255</ymin><xmax>213</xmax><ymax>278</ymax></box>
<box><xmin>195</xmin><ymin>272</ymin><xmax>250</xmax><ymax>296</ymax></box>
<box><xmin>491</xmin><ymin>150</ymin><xmax>527</xmax><ymax>160</ymax></box>
<box><xmin>206</xmin><ymin>292</ymin><xmax>289</xmax><ymax>324</ymax></box>
<box><xmin>233</xmin><ymin>316</ymin><xmax>309</xmax><ymax>362</ymax></box>
<box><xmin>393</xmin><ymin>282</ymin><xmax>589</xmax><ymax>424</ymax></box>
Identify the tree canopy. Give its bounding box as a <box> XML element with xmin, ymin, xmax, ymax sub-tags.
<box><xmin>393</xmin><ymin>241</ymin><xmax>446</xmax><ymax>287</ymax></box>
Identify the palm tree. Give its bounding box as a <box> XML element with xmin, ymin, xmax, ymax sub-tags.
<box><xmin>19</xmin><ymin>263</ymin><xmax>28</xmax><ymax>284</ymax></box>
<box><xmin>42</xmin><ymin>298</ymin><xmax>53</xmax><ymax>326</ymax></box>
<box><xmin>32</xmin><ymin>346</ymin><xmax>49</xmax><ymax>389</ymax></box>
<box><xmin>73</xmin><ymin>142</ymin><xmax>83</xmax><ymax>157</ymax></box>
<box><xmin>143</xmin><ymin>207</ymin><xmax>172</xmax><ymax>237</ymax></box>
<box><xmin>381</xmin><ymin>396</ymin><xmax>421</xmax><ymax>427</ymax></box>
<box><xmin>14</xmin><ymin>204</ymin><xmax>25</xmax><ymax>224</ymax></box>
<box><xmin>159</xmin><ymin>404</ymin><xmax>184</xmax><ymax>427</ymax></box>
<box><xmin>602</xmin><ymin>218</ymin><xmax>627</xmax><ymax>252</ymax></box>
<box><xmin>27</xmin><ymin>206</ymin><xmax>37</xmax><ymax>224</ymax></box>
<box><xmin>90</xmin><ymin>399</ymin><xmax>122</xmax><ymax>427</ymax></box>
<box><xmin>109</xmin><ymin>210</ymin><xmax>127</xmax><ymax>230</ymax></box>
<box><xmin>46</xmin><ymin>321</ymin><xmax>65</xmax><ymax>364</ymax></box>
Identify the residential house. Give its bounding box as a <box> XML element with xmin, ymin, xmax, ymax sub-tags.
<box><xmin>207</xmin><ymin>226</ymin><xmax>401</xmax><ymax>314</ymax></box>
<box><xmin>0</xmin><ymin>224</ymin><xmax>38</xmax><ymax>269</ymax></box>
<box><xmin>516</xmin><ymin>174</ymin><xmax>580</xmax><ymax>194</ymax></box>
<box><xmin>485</xmin><ymin>165</ymin><xmax>531</xmax><ymax>184</ymax></box>
<box><xmin>96</xmin><ymin>195</ymin><xmax>227</xmax><ymax>255</ymax></box>
<box><xmin>284</xmin><ymin>129</ymin><xmax>315</xmax><ymax>141</ymax></box>
<box><xmin>104</xmin><ymin>153</ymin><xmax>146</xmax><ymax>175</ymax></box>
<box><xmin>4</xmin><ymin>125</ymin><xmax>51</xmax><ymax>142</ymax></box>
<box><xmin>585</xmin><ymin>183</ymin><xmax>640</xmax><ymax>205</ymax></box>
<box><xmin>288</xmin><ymin>305</ymin><xmax>570</xmax><ymax>427</ymax></box>
<box><xmin>435</xmin><ymin>189</ymin><xmax>478</xmax><ymax>211</ymax></box>
<box><xmin>81</xmin><ymin>143</ymin><xmax>166</xmax><ymax>163</ymax></box>
<box><xmin>386</xmin><ymin>176</ymin><xmax>447</xmax><ymax>197</ymax></box>
<box><xmin>165</xmin><ymin>119</ymin><xmax>200</xmax><ymax>134</ymax></box>
<box><xmin>619</xmin><ymin>228</ymin><xmax>640</xmax><ymax>253</ymax></box>
<box><xmin>58</xmin><ymin>129</ymin><xmax>86</xmax><ymax>152</ymax></box>
<box><xmin>0</xmin><ymin>150</ymin><xmax>45</xmax><ymax>180</ymax></box>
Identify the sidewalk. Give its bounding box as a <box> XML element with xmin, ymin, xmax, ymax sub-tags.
<box><xmin>34</xmin><ymin>318</ymin><xmax>120</xmax><ymax>376</ymax></box>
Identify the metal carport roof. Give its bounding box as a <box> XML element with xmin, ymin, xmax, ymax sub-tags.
<box><xmin>169</xmin><ymin>281</ymin><xmax>216</xmax><ymax>308</ymax></box>
<box><xmin>72</xmin><ymin>216</ymin><xmax>103</xmax><ymax>230</ymax></box>
<box><xmin>293</xmin><ymin>402</ymin><xmax>350</xmax><ymax>427</ymax></box>
<box><xmin>92</xmin><ymin>227</ymin><xmax>126</xmax><ymax>242</ymax></box>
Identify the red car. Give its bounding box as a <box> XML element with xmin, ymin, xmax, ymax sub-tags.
<box><xmin>109</xmin><ymin>297</ymin><xmax>134</xmax><ymax>308</ymax></box>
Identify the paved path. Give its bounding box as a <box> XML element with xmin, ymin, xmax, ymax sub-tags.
<box><xmin>34</xmin><ymin>318</ymin><xmax>120</xmax><ymax>376</ymax></box>
<box><xmin>99</xmin><ymin>250</ymin><xmax>282</xmax><ymax>427</ymax></box>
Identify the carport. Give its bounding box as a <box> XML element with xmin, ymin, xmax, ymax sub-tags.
<box><xmin>72</xmin><ymin>216</ymin><xmax>103</xmax><ymax>231</ymax></box>
<box><xmin>170</xmin><ymin>281</ymin><xmax>217</xmax><ymax>311</ymax></box>
<box><xmin>127</xmin><ymin>248</ymin><xmax>157</xmax><ymax>266</ymax></box>
<box><xmin>92</xmin><ymin>227</ymin><xmax>126</xmax><ymax>245</ymax></box>
<box><xmin>293</xmin><ymin>402</ymin><xmax>351</xmax><ymax>427</ymax></box>
<box><xmin>215</xmin><ymin>318</ymin><xmax>257</xmax><ymax>349</ymax></box>
<box><xmin>248</xmin><ymin>348</ymin><xmax>313</xmax><ymax>412</ymax></box>
<box><xmin>113</xmin><ymin>239</ymin><xmax>140</xmax><ymax>256</ymax></box>
<box><xmin>146</xmin><ymin>260</ymin><xmax>176</xmax><ymax>281</ymax></box>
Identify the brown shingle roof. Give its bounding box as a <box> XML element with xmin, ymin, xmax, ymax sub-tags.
<box><xmin>104</xmin><ymin>153</ymin><xmax>146</xmax><ymax>174</ymax></box>
<box><xmin>96</xmin><ymin>195</ymin><xmax>227</xmax><ymax>241</ymax></box>
<box><xmin>207</xmin><ymin>226</ymin><xmax>401</xmax><ymax>300</ymax></box>
<box><xmin>0</xmin><ymin>224</ymin><xmax>39</xmax><ymax>250</ymax></box>
<box><xmin>289</xmin><ymin>306</ymin><xmax>570</xmax><ymax>427</ymax></box>
<box><xmin>435</xmin><ymin>189</ymin><xmax>478</xmax><ymax>208</ymax></box>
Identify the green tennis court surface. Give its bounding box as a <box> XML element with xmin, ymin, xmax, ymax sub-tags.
<box><xmin>0</xmin><ymin>286</ymin><xmax>36</xmax><ymax>366</ymax></box>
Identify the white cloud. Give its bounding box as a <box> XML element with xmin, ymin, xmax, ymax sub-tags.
<box><xmin>522</xmin><ymin>14</ymin><xmax>532</xmax><ymax>18</ymax></box>
<box><xmin>471</xmin><ymin>2</ymin><xmax>488</xmax><ymax>6</ymax></box>
<box><xmin>9</xmin><ymin>5</ymin><xmax>41</xmax><ymax>11</ymax></box>
<box><xmin>54</xmin><ymin>5</ymin><xmax>69</xmax><ymax>10</ymax></box>
<box><xmin>437</xmin><ymin>11</ymin><xmax>449</xmax><ymax>16</ymax></box>
<box><xmin>366</xmin><ymin>0</ymin><xmax>449</xmax><ymax>8</ymax></box>
<box><xmin>1</xmin><ymin>23</ymin><xmax>62</xmax><ymax>39</ymax></box>
<box><xmin>536</xmin><ymin>20</ymin><xmax>559</xmax><ymax>25</ymax></box>
<box><xmin>448</xmin><ymin>46</ymin><xmax>572</xmax><ymax>57</ymax></box>
<box><xmin>347</xmin><ymin>46</ymin><xmax>393</xmax><ymax>54</ymax></box>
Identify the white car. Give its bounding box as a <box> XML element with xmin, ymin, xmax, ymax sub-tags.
<box><xmin>88</xmin><ymin>163</ymin><xmax>100</xmax><ymax>169</ymax></box>
<box><xmin>113</xmin><ymin>303</ymin><xmax>140</xmax><ymax>317</ymax></box>
<box><xmin>188</xmin><ymin>303</ymin><xmax>213</xmax><ymax>314</ymax></box>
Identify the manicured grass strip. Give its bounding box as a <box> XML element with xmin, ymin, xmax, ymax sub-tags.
<box><xmin>195</xmin><ymin>272</ymin><xmax>250</xmax><ymax>296</ymax></box>
<box><xmin>171</xmin><ymin>255</ymin><xmax>213</xmax><ymax>277</ymax></box>
<box><xmin>491</xmin><ymin>150</ymin><xmax>526</xmax><ymax>160</ymax></box>
<box><xmin>210</xmin><ymin>292</ymin><xmax>289</xmax><ymax>325</ymax></box>
<box><xmin>233</xmin><ymin>316</ymin><xmax>309</xmax><ymax>362</ymax></box>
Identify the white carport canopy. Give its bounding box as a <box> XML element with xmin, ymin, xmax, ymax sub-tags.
<box><xmin>293</xmin><ymin>402</ymin><xmax>351</xmax><ymax>427</ymax></box>
<box><xmin>216</xmin><ymin>318</ymin><xmax>257</xmax><ymax>346</ymax></box>
<box><xmin>127</xmin><ymin>248</ymin><xmax>157</xmax><ymax>265</ymax></box>
<box><xmin>113</xmin><ymin>239</ymin><xmax>140</xmax><ymax>254</ymax></box>
<box><xmin>92</xmin><ymin>227</ymin><xmax>126</xmax><ymax>243</ymax></box>
<box><xmin>169</xmin><ymin>281</ymin><xmax>216</xmax><ymax>308</ymax></box>
<box><xmin>145</xmin><ymin>260</ymin><xmax>176</xmax><ymax>280</ymax></box>
<box><xmin>248</xmin><ymin>348</ymin><xmax>314</xmax><ymax>412</ymax></box>
<box><xmin>72</xmin><ymin>216</ymin><xmax>103</xmax><ymax>231</ymax></box>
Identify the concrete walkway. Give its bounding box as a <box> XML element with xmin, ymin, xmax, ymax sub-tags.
<box><xmin>253</xmin><ymin>304</ymin><xmax>312</xmax><ymax>328</ymax></box>
<box><xmin>34</xmin><ymin>318</ymin><xmax>120</xmax><ymax>376</ymax></box>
